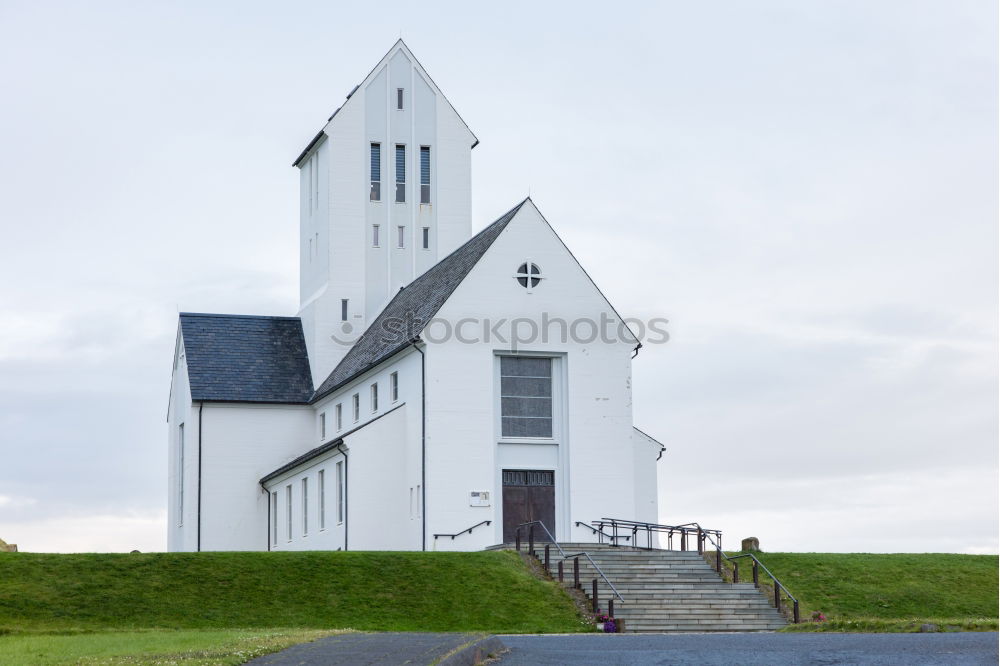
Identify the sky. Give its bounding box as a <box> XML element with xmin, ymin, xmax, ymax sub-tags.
<box><xmin>0</xmin><ymin>1</ymin><xmax>996</xmax><ymax>554</ymax></box>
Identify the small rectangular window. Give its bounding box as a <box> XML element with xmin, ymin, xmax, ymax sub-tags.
<box><xmin>372</xmin><ymin>224</ymin><xmax>380</xmax><ymax>247</ymax></box>
<box><xmin>271</xmin><ymin>491</ymin><xmax>277</xmax><ymax>546</ymax></box>
<box><xmin>416</xmin><ymin>484</ymin><xmax>421</xmax><ymax>518</ymax></box>
<box><xmin>352</xmin><ymin>393</ymin><xmax>359</xmax><ymax>422</ymax></box>
<box><xmin>318</xmin><ymin>470</ymin><xmax>326</xmax><ymax>530</ymax></box>
<box><xmin>286</xmin><ymin>485</ymin><xmax>293</xmax><ymax>542</ymax></box>
<box><xmin>409</xmin><ymin>487</ymin><xmax>414</xmax><ymax>519</ymax></box>
<box><xmin>335</xmin><ymin>403</ymin><xmax>342</xmax><ymax>430</ymax></box>
<box><xmin>422</xmin><ymin>227</ymin><xmax>429</xmax><ymax>250</ymax></box>
<box><xmin>397</xmin><ymin>226</ymin><xmax>405</xmax><ymax>249</ymax></box>
<box><xmin>320</xmin><ymin>413</ymin><xmax>326</xmax><ymax>440</ymax></box>
<box><xmin>395</xmin><ymin>144</ymin><xmax>406</xmax><ymax>203</ymax></box>
<box><xmin>371</xmin><ymin>382</ymin><xmax>378</xmax><ymax>412</ymax></box>
<box><xmin>390</xmin><ymin>372</ymin><xmax>398</xmax><ymax>402</ymax></box>
<box><xmin>370</xmin><ymin>143</ymin><xmax>381</xmax><ymax>201</ymax></box>
<box><xmin>397</xmin><ymin>88</ymin><xmax>404</xmax><ymax>110</ymax></box>
<box><xmin>336</xmin><ymin>460</ymin><xmax>344</xmax><ymax>524</ymax></box>
<box><xmin>341</xmin><ymin>299</ymin><xmax>348</xmax><ymax>322</ymax></box>
<box><xmin>302</xmin><ymin>477</ymin><xmax>309</xmax><ymax>536</ymax></box>
<box><xmin>420</xmin><ymin>146</ymin><xmax>430</xmax><ymax>204</ymax></box>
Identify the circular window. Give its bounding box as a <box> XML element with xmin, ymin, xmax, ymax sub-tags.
<box><xmin>515</xmin><ymin>263</ymin><xmax>543</xmax><ymax>289</ymax></box>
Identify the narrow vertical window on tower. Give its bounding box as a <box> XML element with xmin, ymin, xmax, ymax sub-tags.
<box><xmin>420</xmin><ymin>146</ymin><xmax>431</xmax><ymax>204</ymax></box>
<box><xmin>370</xmin><ymin>143</ymin><xmax>381</xmax><ymax>201</ymax></box>
<box><xmin>372</xmin><ymin>224</ymin><xmax>380</xmax><ymax>247</ymax></box>
<box><xmin>352</xmin><ymin>393</ymin><xmax>360</xmax><ymax>422</ymax></box>
<box><xmin>335</xmin><ymin>403</ymin><xmax>342</xmax><ymax>430</ymax></box>
<box><xmin>397</xmin><ymin>226</ymin><xmax>405</xmax><ymax>249</ymax></box>
<box><xmin>422</xmin><ymin>227</ymin><xmax>430</xmax><ymax>250</ymax></box>
<box><xmin>320</xmin><ymin>413</ymin><xmax>326</xmax><ymax>440</ymax></box>
<box><xmin>341</xmin><ymin>299</ymin><xmax>348</xmax><ymax>322</ymax></box>
<box><xmin>397</xmin><ymin>88</ymin><xmax>404</xmax><ymax>110</ymax></box>
<box><xmin>395</xmin><ymin>145</ymin><xmax>406</xmax><ymax>202</ymax></box>
<box><xmin>390</xmin><ymin>371</ymin><xmax>399</xmax><ymax>402</ymax></box>
<box><xmin>370</xmin><ymin>382</ymin><xmax>378</xmax><ymax>412</ymax></box>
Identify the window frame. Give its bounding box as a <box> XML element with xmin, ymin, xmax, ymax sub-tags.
<box><xmin>370</xmin><ymin>142</ymin><xmax>381</xmax><ymax>201</ymax></box>
<box><xmin>301</xmin><ymin>477</ymin><xmax>309</xmax><ymax>537</ymax></box>
<box><xmin>397</xmin><ymin>225</ymin><xmax>405</xmax><ymax>249</ymax></box>
<box><xmin>421</xmin><ymin>227</ymin><xmax>430</xmax><ymax>250</ymax></box>
<box><xmin>318</xmin><ymin>469</ymin><xmax>326</xmax><ymax>531</ymax></box>
<box><xmin>319</xmin><ymin>413</ymin><xmax>326</xmax><ymax>440</ymax></box>
<box><xmin>395</xmin><ymin>144</ymin><xmax>406</xmax><ymax>203</ymax></box>
<box><xmin>495</xmin><ymin>353</ymin><xmax>563</xmax><ymax>444</ymax></box>
<box><xmin>336</xmin><ymin>461</ymin><xmax>345</xmax><ymax>525</ymax></box>
<box><xmin>285</xmin><ymin>484</ymin><xmax>293</xmax><ymax>542</ymax></box>
<box><xmin>390</xmin><ymin>371</ymin><xmax>399</xmax><ymax>402</ymax></box>
<box><xmin>419</xmin><ymin>146</ymin><xmax>431</xmax><ymax>204</ymax></box>
<box><xmin>396</xmin><ymin>87</ymin><xmax>404</xmax><ymax>110</ymax></box>
<box><xmin>177</xmin><ymin>423</ymin><xmax>185</xmax><ymax>526</ymax></box>
<box><xmin>341</xmin><ymin>299</ymin><xmax>348</xmax><ymax>322</ymax></box>
<box><xmin>335</xmin><ymin>403</ymin><xmax>342</xmax><ymax>430</ymax></box>
<box><xmin>352</xmin><ymin>393</ymin><xmax>360</xmax><ymax>422</ymax></box>
<box><xmin>372</xmin><ymin>224</ymin><xmax>380</xmax><ymax>248</ymax></box>
<box><xmin>371</xmin><ymin>382</ymin><xmax>378</xmax><ymax>412</ymax></box>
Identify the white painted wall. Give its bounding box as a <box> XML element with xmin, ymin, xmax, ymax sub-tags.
<box><xmin>198</xmin><ymin>403</ymin><xmax>313</xmax><ymax>551</ymax></box>
<box><xmin>264</xmin><ymin>449</ymin><xmax>347</xmax><ymax>551</ymax></box>
<box><xmin>632</xmin><ymin>428</ymin><xmax>662</xmax><ymax>525</ymax></box>
<box><xmin>166</xmin><ymin>331</ymin><xmax>194</xmax><ymax>551</ymax></box>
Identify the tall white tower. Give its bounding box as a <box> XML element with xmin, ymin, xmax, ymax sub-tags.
<box><xmin>295</xmin><ymin>40</ymin><xmax>477</xmax><ymax>385</ymax></box>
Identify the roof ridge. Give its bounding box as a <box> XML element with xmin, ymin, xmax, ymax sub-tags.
<box><xmin>179</xmin><ymin>312</ymin><xmax>301</xmax><ymax>321</ymax></box>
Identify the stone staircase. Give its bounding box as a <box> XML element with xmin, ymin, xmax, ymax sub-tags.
<box><xmin>534</xmin><ymin>543</ymin><xmax>786</xmax><ymax>632</ymax></box>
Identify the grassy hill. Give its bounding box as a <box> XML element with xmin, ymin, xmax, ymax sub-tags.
<box><xmin>719</xmin><ymin>552</ymin><xmax>998</xmax><ymax>631</ymax></box>
<box><xmin>0</xmin><ymin>550</ymin><xmax>587</xmax><ymax>635</ymax></box>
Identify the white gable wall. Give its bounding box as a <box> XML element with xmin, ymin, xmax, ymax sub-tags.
<box><xmin>166</xmin><ymin>334</ymin><xmax>195</xmax><ymax>552</ymax></box>
<box><xmin>425</xmin><ymin>202</ymin><xmax>647</xmax><ymax>550</ymax></box>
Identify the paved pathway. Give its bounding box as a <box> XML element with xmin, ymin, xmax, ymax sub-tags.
<box><xmin>498</xmin><ymin>632</ymin><xmax>999</xmax><ymax>665</ymax></box>
<box><xmin>247</xmin><ymin>632</ymin><xmax>481</xmax><ymax>665</ymax></box>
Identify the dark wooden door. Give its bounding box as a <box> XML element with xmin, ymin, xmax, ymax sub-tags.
<box><xmin>502</xmin><ymin>470</ymin><xmax>555</xmax><ymax>543</ymax></box>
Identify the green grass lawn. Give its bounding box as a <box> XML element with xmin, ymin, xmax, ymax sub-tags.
<box><xmin>0</xmin><ymin>550</ymin><xmax>586</xmax><ymax>635</ymax></box>
<box><xmin>717</xmin><ymin>552</ymin><xmax>998</xmax><ymax>632</ymax></box>
<box><xmin>0</xmin><ymin>628</ymin><xmax>335</xmax><ymax>665</ymax></box>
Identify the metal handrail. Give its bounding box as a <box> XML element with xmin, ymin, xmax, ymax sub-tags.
<box><xmin>593</xmin><ymin>518</ymin><xmax>721</xmax><ymax>551</ymax></box>
<box><xmin>515</xmin><ymin>521</ymin><xmax>624</xmax><ymax>603</ymax></box>
<box><xmin>432</xmin><ymin>520</ymin><xmax>492</xmax><ymax>540</ymax></box>
<box><xmin>596</xmin><ymin>518</ymin><xmax>800</xmax><ymax>623</ymax></box>
<box><xmin>574</xmin><ymin>520</ymin><xmax>631</xmax><ymax>544</ymax></box>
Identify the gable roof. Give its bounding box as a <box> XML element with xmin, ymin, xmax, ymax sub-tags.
<box><xmin>312</xmin><ymin>199</ymin><xmax>527</xmax><ymax>401</ymax></box>
<box><xmin>179</xmin><ymin>313</ymin><xmax>313</xmax><ymax>404</ymax></box>
<box><xmin>293</xmin><ymin>39</ymin><xmax>478</xmax><ymax>167</ymax></box>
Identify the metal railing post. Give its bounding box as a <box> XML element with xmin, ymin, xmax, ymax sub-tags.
<box><xmin>680</xmin><ymin>530</ymin><xmax>687</xmax><ymax>551</ymax></box>
<box><xmin>716</xmin><ymin>548</ymin><xmax>721</xmax><ymax>573</ymax></box>
<box><xmin>608</xmin><ymin>598</ymin><xmax>614</xmax><ymax>618</ymax></box>
<box><xmin>793</xmin><ymin>600</ymin><xmax>800</xmax><ymax>624</ymax></box>
<box><xmin>697</xmin><ymin>527</ymin><xmax>704</xmax><ymax>554</ymax></box>
<box><xmin>515</xmin><ymin>528</ymin><xmax>521</xmax><ymax>552</ymax></box>
<box><xmin>528</xmin><ymin>524</ymin><xmax>534</xmax><ymax>556</ymax></box>
<box><xmin>774</xmin><ymin>585</ymin><xmax>781</xmax><ymax>612</ymax></box>
<box><xmin>592</xmin><ymin>579</ymin><xmax>598</xmax><ymax>612</ymax></box>
<box><xmin>573</xmin><ymin>556</ymin><xmax>580</xmax><ymax>589</ymax></box>
<box><xmin>544</xmin><ymin>544</ymin><xmax>550</xmax><ymax>569</ymax></box>
<box><xmin>752</xmin><ymin>560</ymin><xmax>759</xmax><ymax>587</ymax></box>
<box><xmin>733</xmin><ymin>562</ymin><xmax>739</xmax><ymax>584</ymax></box>
<box><xmin>557</xmin><ymin>560</ymin><xmax>564</xmax><ymax>582</ymax></box>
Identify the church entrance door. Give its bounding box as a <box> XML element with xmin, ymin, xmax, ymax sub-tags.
<box><xmin>502</xmin><ymin>469</ymin><xmax>555</xmax><ymax>543</ymax></box>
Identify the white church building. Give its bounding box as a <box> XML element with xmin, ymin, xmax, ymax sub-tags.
<box><xmin>167</xmin><ymin>41</ymin><xmax>664</xmax><ymax>552</ymax></box>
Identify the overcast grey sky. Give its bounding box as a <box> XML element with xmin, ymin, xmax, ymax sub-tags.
<box><xmin>0</xmin><ymin>1</ymin><xmax>996</xmax><ymax>553</ymax></box>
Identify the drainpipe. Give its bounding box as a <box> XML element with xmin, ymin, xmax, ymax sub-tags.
<box><xmin>197</xmin><ymin>402</ymin><xmax>203</xmax><ymax>552</ymax></box>
<box><xmin>410</xmin><ymin>338</ymin><xmax>426</xmax><ymax>552</ymax></box>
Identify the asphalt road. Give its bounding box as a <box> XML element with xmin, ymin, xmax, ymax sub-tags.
<box><xmin>497</xmin><ymin>632</ymin><xmax>1000</xmax><ymax>665</ymax></box>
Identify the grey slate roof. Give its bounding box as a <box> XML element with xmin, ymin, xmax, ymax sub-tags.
<box><xmin>312</xmin><ymin>199</ymin><xmax>527</xmax><ymax>401</ymax></box>
<box><xmin>179</xmin><ymin>313</ymin><xmax>313</xmax><ymax>403</ymax></box>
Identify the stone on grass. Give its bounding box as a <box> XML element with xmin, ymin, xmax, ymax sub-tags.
<box><xmin>741</xmin><ymin>537</ymin><xmax>760</xmax><ymax>552</ymax></box>
<box><xmin>919</xmin><ymin>623</ymin><xmax>939</xmax><ymax>633</ymax></box>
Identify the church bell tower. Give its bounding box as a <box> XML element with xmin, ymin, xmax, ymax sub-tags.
<box><xmin>294</xmin><ymin>40</ymin><xmax>478</xmax><ymax>386</ymax></box>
